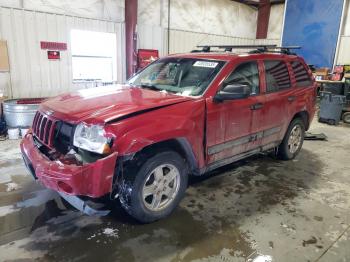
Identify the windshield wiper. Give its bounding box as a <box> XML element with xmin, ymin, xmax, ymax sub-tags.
<box><xmin>139</xmin><ymin>83</ymin><xmax>162</xmax><ymax>91</ymax></box>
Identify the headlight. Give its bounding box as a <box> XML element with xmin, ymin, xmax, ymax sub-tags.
<box><xmin>73</xmin><ymin>123</ymin><xmax>112</xmax><ymax>154</ymax></box>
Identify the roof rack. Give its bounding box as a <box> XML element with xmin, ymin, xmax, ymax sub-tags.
<box><xmin>192</xmin><ymin>45</ymin><xmax>301</xmax><ymax>55</ymax></box>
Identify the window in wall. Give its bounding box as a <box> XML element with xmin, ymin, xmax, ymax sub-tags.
<box><xmin>225</xmin><ymin>61</ymin><xmax>260</xmax><ymax>95</ymax></box>
<box><xmin>264</xmin><ymin>60</ymin><xmax>291</xmax><ymax>92</ymax></box>
<box><xmin>291</xmin><ymin>61</ymin><xmax>312</xmax><ymax>87</ymax></box>
<box><xmin>71</xmin><ymin>30</ymin><xmax>117</xmax><ymax>82</ymax></box>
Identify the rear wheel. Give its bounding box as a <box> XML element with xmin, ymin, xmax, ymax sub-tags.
<box><xmin>119</xmin><ymin>151</ymin><xmax>188</xmax><ymax>223</ymax></box>
<box><xmin>277</xmin><ymin>118</ymin><xmax>305</xmax><ymax>160</ymax></box>
<box><xmin>343</xmin><ymin>112</ymin><xmax>350</xmax><ymax>124</ymax></box>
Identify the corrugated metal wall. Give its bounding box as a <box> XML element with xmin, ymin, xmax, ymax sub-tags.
<box><xmin>167</xmin><ymin>29</ymin><xmax>280</xmax><ymax>54</ymax></box>
<box><xmin>0</xmin><ymin>7</ymin><xmax>125</xmax><ymax>98</ymax></box>
<box><xmin>137</xmin><ymin>26</ymin><xmax>280</xmax><ymax>55</ymax></box>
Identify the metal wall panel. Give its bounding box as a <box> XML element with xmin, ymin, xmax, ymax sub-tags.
<box><xmin>336</xmin><ymin>2</ymin><xmax>350</xmax><ymax>65</ymax></box>
<box><xmin>337</xmin><ymin>36</ymin><xmax>350</xmax><ymax>65</ymax></box>
<box><xmin>168</xmin><ymin>29</ymin><xmax>280</xmax><ymax>54</ymax></box>
<box><xmin>0</xmin><ymin>7</ymin><xmax>124</xmax><ymax>98</ymax></box>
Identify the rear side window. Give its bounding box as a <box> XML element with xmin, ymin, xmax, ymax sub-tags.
<box><xmin>291</xmin><ymin>61</ymin><xmax>312</xmax><ymax>87</ymax></box>
<box><xmin>264</xmin><ymin>60</ymin><xmax>291</xmax><ymax>92</ymax></box>
<box><xmin>225</xmin><ymin>61</ymin><xmax>260</xmax><ymax>95</ymax></box>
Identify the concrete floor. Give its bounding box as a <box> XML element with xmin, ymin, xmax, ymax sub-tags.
<box><xmin>0</xmin><ymin>120</ymin><xmax>349</xmax><ymax>262</ymax></box>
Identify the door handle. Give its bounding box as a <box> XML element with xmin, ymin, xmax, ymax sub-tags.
<box><xmin>288</xmin><ymin>96</ymin><xmax>296</xmax><ymax>102</ymax></box>
<box><xmin>250</xmin><ymin>103</ymin><xmax>263</xmax><ymax>110</ymax></box>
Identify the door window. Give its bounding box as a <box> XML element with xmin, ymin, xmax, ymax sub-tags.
<box><xmin>264</xmin><ymin>60</ymin><xmax>291</xmax><ymax>92</ymax></box>
<box><xmin>224</xmin><ymin>62</ymin><xmax>260</xmax><ymax>95</ymax></box>
<box><xmin>291</xmin><ymin>61</ymin><xmax>312</xmax><ymax>87</ymax></box>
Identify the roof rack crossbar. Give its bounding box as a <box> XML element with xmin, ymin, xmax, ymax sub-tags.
<box><xmin>192</xmin><ymin>45</ymin><xmax>301</xmax><ymax>55</ymax></box>
<box><xmin>196</xmin><ymin>44</ymin><xmax>278</xmax><ymax>52</ymax></box>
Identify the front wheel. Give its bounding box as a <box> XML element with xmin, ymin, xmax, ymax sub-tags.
<box><xmin>277</xmin><ymin>118</ymin><xmax>305</xmax><ymax>160</ymax></box>
<box><xmin>119</xmin><ymin>151</ymin><xmax>188</xmax><ymax>223</ymax></box>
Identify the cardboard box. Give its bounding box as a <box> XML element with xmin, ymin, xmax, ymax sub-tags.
<box><xmin>0</xmin><ymin>40</ymin><xmax>9</xmax><ymax>72</ymax></box>
<box><xmin>315</xmin><ymin>67</ymin><xmax>330</xmax><ymax>76</ymax></box>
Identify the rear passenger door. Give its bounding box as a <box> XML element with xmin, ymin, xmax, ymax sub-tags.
<box><xmin>261</xmin><ymin>60</ymin><xmax>294</xmax><ymax>146</ymax></box>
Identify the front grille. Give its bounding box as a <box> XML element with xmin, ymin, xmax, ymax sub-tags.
<box><xmin>32</xmin><ymin>111</ymin><xmax>57</xmax><ymax>147</ymax></box>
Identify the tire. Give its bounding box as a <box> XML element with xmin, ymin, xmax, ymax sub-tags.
<box><xmin>277</xmin><ymin>118</ymin><xmax>305</xmax><ymax>160</ymax></box>
<box><xmin>343</xmin><ymin>112</ymin><xmax>350</xmax><ymax>124</ymax></box>
<box><xmin>119</xmin><ymin>151</ymin><xmax>188</xmax><ymax>223</ymax></box>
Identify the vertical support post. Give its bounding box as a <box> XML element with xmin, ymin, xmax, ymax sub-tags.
<box><xmin>125</xmin><ymin>0</ymin><xmax>138</xmax><ymax>78</ymax></box>
<box><xmin>256</xmin><ymin>0</ymin><xmax>271</xmax><ymax>39</ymax></box>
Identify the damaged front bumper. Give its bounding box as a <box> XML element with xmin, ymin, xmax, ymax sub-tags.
<box><xmin>20</xmin><ymin>133</ymin><xmax>118</xmax><ymax>198</ymax></box>
<box><xmin>59</xmin><ymin>192</ymin><xmax>110</xmax><ymax>216</ymax></box>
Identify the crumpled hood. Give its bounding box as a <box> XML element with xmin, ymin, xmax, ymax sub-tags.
<box><xmin>41</xmin><ymin>85</ymin><xmax>193</xmax><ymax>123</ymax></box>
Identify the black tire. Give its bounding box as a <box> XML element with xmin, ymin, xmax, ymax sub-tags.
<box><xmin>119</xmin><ymin>151</ymin><xmax>188</xmax><ymax>223</ymax></box>
<box><xmin>343</xmin><ymin>112</ymin><xmax>350</xmax><ymax>124</ymax></box>
<box><xmin>277</xmin><ymin>118</ymin><xmax>305</xmax><ymax>160</ymax></box>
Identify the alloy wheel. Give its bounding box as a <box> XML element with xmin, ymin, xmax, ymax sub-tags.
<box><xmin>142</xmin><ymin>164</ymin><xmax>181</xmax><ymax>212</ymax></box>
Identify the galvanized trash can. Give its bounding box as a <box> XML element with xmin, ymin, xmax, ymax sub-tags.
<box><xmin>3</xmin><ymin>98</ymin><xmax>45</xmax><ymax>128</ymax></box>
<box><xmin>319</xmin><ymin>92</ymin><xmax>346</xmax><ymax>125</ymax></box>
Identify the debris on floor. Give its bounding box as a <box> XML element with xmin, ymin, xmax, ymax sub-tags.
<box><xmin>5</xmin><ymin>182</ymin><xmax>20</xmax><ymax>192</ymax></box>
<box><xmin>102</xmin><ymin>227</ymin><xmax>119</xmax><ymax>238</ymax></box>
<box><xmin>305</xmin><ymin>132</ymin><xmax>328</xmax><ymax>141</ymax></box>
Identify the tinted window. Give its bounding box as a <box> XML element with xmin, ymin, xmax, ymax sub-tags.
<box><xmin>225</xmin><ymin>62</ymin><xmax>260</xmax><ymax>95</ymax></box>
<box><xmin>291</xmin><ymin>61</ymin><xmax>312</xmax><ymax>87</ymax></box>
<box><xmin>264</xmin><ymin>60</ymin><xmax>291</xmax><ymax>92</ymax></box>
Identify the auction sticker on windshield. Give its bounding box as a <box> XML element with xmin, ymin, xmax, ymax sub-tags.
<box><xmin>193</xmin><ymin>61</ymin><xmax>218</xmax><ymax>68</ymax></box>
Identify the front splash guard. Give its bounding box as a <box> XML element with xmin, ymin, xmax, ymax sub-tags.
<box><xmin>59</xmin><ymin>192</ymin><xmax>111</xmax><ymax>216</ymax></box>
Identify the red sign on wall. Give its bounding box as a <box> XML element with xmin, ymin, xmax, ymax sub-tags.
<box><xmin>40</xmin><ymin>41</ymin><xmax>67</xmax><ymax>51</ymax></box>
<box><xmin>47</xmin><ymin>51</ymin><xmax>60</xmax><ymax>60</ymax></box>
<box><xmin>137</xmin><ymin>49</ymin><xmax>159</xmax><ymax>71</ymax></box>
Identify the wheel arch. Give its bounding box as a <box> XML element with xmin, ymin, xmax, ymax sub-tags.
<box><xmin>291</xmin><ymin>111</ymin><xmax>310</xmax><ymax>130</ymax></box>
<box><xmin>131</xmin><ymin>138</ymin><xmax>200</xmax><ymax>176</ymax></box>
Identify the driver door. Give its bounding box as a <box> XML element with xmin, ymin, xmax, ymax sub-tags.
<box><xmin>206</xmin><ymin>61</ymin><xmax>265</xmax><ymax>165</ymax></box>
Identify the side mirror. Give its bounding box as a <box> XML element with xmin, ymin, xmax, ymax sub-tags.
<box><xmin>214</xmin><ymin>83</ymin><xmax>251</xmax><ymax>102</ymax></box>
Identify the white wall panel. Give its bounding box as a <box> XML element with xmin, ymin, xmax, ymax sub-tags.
<box><xmin>267</xmin><ymin>4</ymin><xmax>285</xmax><ymax>40</ymax></box>
<box><xmin>337</xmin><ymin>1</ymin><xmax>350</xmax><ymax>65</ymax></box>
<box><xmin>168</xmin><ymin>29</ymin><xmax>280</xmax><ymax>54</ymax></box>
<box><xmin>137</xmin><ymin>24</ymin><xmax>165</xmax><ymax>55</ymax></box>
<box><xmin>337</xmin><ymin>36</ymin><xmax>350</xmax><ymax>65</ymax></box>
<box><xmin>0</xmin><ymin>0</ymin><xmax>125</xmax><ymax>22</ymax></box>
<box><xmin>138</xmin><ymin>0</ymin><xmax>258</xmax><ymax>39</ymax></box>
<box><xmin>0</xmin><ymin>7</ymin><xmax>124</xmax><ymax>98</ymax></box>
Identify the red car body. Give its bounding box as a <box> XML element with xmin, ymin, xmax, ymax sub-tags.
<box><xmin>21</xmin><ymin>52</ymin><xmax>316</xmax><ymax>199</ymax></box>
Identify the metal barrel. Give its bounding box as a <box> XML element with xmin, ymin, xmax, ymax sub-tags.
<box><xmin>3</xmin><ymin>99</ymin><xmax>42</xmax><ymax>128</ymax></box>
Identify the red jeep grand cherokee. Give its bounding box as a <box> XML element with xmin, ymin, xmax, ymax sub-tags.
<box><xmin>21</xmin><ymin>45</ymin><xmax>316</xmax><ymax>223</ymax></box>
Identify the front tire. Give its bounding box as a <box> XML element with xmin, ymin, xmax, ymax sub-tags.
<box><xmin>277</xmin><ymin>118</ymin><xmax>305</xmax><ymax>160</ymax></box>
<box><xmin>119</xmin><ymin>151</ymin><xmax>188</xmax><ymax>223</ymax></box>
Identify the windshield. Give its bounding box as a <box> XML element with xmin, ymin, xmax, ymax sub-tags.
<box><xmin>128</xmin><ymin>58</ymin><xmax>225</xmax><ymax>96</ymax></box>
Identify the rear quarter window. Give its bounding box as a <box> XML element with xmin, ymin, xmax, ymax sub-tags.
<box><xmin>264</xmin><ymin>60</ymin><xmax>291</xmax><ymax>92</ymax></box>
<box><xmin>291</xmin><ymin>61</ymin><xmax>313</xmax><ymax>87</ymax></box>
